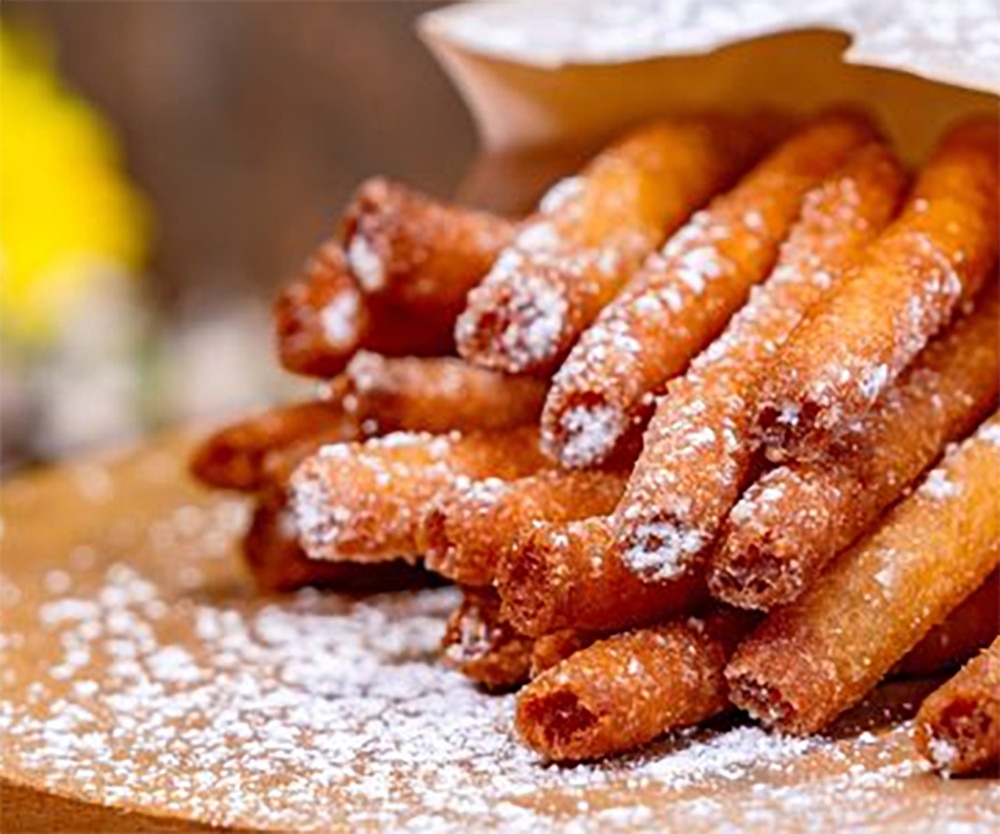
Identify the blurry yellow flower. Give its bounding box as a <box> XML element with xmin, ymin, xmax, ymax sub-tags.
<box><xmin>0</xmin><ymin>22</ymin><xmax>149</xmax><ymax>346</ymax></box>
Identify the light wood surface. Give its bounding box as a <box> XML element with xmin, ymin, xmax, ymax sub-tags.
<box><xmin>1</xmin><ymin>433</ymin><xmax>997</xmax><ymax>833</ymax></box>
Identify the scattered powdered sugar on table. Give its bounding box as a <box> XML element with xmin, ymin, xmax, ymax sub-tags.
<box><xmin>4</xmin><ymin>456</ymin><xmax>999</xmax><ymax>833</ymax></box>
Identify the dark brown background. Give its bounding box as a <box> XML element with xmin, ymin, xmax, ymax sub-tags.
<box><xmin>8</xmin><ymin>0</ymin><xmax>471</xmax><ymax>315</ymax></box>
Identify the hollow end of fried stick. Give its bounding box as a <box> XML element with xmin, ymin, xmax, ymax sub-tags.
<box><xmin>290</xmin><ymin>427</ymin><xmax>549</xmax><ymax>563</ymax></box>
<box><xmin>895</xmin><ymin>568</ymin><xmax>1000</xmax><ymax>678</ymax></box>
<box><xmin>755</xmin><ymin>118</ymin><xmax>1000</xmax><ymax>459</ymax></box>
<box><xmin>516</xmin><ymin>608</ymin><xmax>755</xmax><ymax>761</ymax></box>
<box><xmin>709</xmin><ymin>467</ymin><xmax>852</xmax><ymax>610</ymax></box>
<box><xmin>189</xmin><ymin>398</ymin><xmax>353</xmax><ymax>492</ymax></box>
<box><xmin>712</xmin><ymin>287</ymin><xmax>1000</xmax><ymax>610</ymax></box>
<box><xmin>422</xmin><ymin>469</ymin><xmax>627</xmax><ymax>587</ymax></box>
<box><xmin>274</xmin><ymin>242</ymin><xmax>368</xmax><ymax>378</ymax></box>
<box><xmin>497</xmin><ymin>515</ymin><xmax>707</xmax><ymax>637</ymax></box>
<box><xmin>725</xmin><ymin>414</ymin><xmax>1000</xmax><ymax>735</ymax></box>
<box><xmin>342</xmin><ymin>351</ymin><xmax>548</xmax><ymax>435</ymax></box>
<box><xmin>342</xmin><ymin>177</ymin><xmax>514</xmax><ymax>310</ymax></box>
<box><xmin>914</xmin><ymin>637</ymin><xmax>1000</xmax><ymax>776</ymax></box>
<box><xmin>441</xmin><ymin>588</ymin><xmax>534</xmax><ymax>691</ymax></box>
<box><xmin>540</xmin><ymin>388</ymin><xmax>648</xmax><ymax>470</ymax></box>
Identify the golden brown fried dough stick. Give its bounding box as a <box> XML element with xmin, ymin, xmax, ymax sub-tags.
<box><xmin>290</xmin><ymin>427</ymin><xmax>549</xmax><ymax>563</ymax></box>
<box><xmin>457</xmin><ymin>114</ymin><xmax>786</xmax><ymax>375</ymax></box>
<box><xmin>541</xmin><ymin>111</ymin><xmax>880</xmax><ymax>468</ymax></box>
<box><xmin>516</xmin><ymin>608</ymin><xmax>756</xmax><ymax>761</ymax></box>
<box><xmin>274</xmin><ymin>243</ymin><xmax>368</xmax><ymax>378</ymax></box>
<box><xmin>711</xmin><ymin>289</ymin><xmax>999</xmax><ymax>610</ymax></box>
<box><xmin>914</xmin><ymin>637</ymin><xmax>1000</xmax><ymax>776</ymax></box>
<box><xmin>421</xmin><ymin>468</ymin><xmax>627</xmax><ymax>587</ymax></box>
<box><xmin>343</xmin><ymin>177</ymin><xmax>514</xmax><ymax>316</ymax></box>
<box><xmin>441</xmin><ymin>587</ymin><xmax>534</xmax><ymax>690</ymax></box>
<box><xmin>895</xmin><ymin>569</ymin><xmax>1000</xmax><ymax>677</ymax></box>
<box><xmin>190</xmin><ymin>398</ymin><xmax>354</xmax><ymax>492</ymax></box>
<box><xmin>612</xmin><ymin>142</ymin><xmax>906</xmax><ymax>575</ymax></box>
<box><xmin>757</xmin><ymin>117</ymin><xmax>999</xmax><ymax>457</ymax></box>
<box><xmin>725</xmin><ymin>413</ymin><xmax>1000</xmax><ymax>735</ymax></box>
<box><xmin>342</xmin><ymin>351</ymin><xmax>548</xmax><ymax>435</ymax></box>
<box><xmin>497</xmin><ymin>516</ymin><xmax>707</xmax><ymax>637</ymax></box>
<box><xmin>529</xmin><ymin>630</ymin><xmax>600</xmax><ymax>679</ymax></box>
<box><xmin>275</xmin><ymin>181</ymin><xmax>513</xmax><ymax>376</ymax></box>
<box><xmin>243</xmin><ymin>498</ymin><xmax>428</xmax><ymax>594</ymax></box>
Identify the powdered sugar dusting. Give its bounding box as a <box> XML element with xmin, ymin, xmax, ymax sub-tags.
<box><xmin>919</xmin><ymin>469</ymin><xmax>961</xmax><ymax>501</ymax></box>
<box><xmin>1</xmin><ymin>560</ymin><xmax>971</xmax><ymax>833</ymax></box>
<box><xmin>621</xmin><ymin>520</ymin><xmax>705</xmax><ymax>581</ymax></box>
<box><xmin>557</xmin><ymin>403</ymin><xmax>625</xmax><ymax>468</ymax></box>
<box><xmin>976</xmin><ymin>421</ymin><xmax>1000</xmax><ymax>447</ymax></box>
<box><xmin>347</xmin><ymin>233</ymin><xmax>386</xmax><ymax>292</ymax></box>
<box><xmin>319</xmin><ymin>289</ymin><xmax>361</xmax><ymax>349</ymax></box>
<box><xmin>5</xmin><ymin>445</ymin><xmax>1000</xmax><ymax>832</ymax></box>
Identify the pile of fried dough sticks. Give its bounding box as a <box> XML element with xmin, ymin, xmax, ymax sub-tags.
<box><xmin>193</xmin><ymin>108</ymin><xmax>999</xmax><ymax>775</ymax></box>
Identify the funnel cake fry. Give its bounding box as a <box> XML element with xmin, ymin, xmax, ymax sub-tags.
<box><xmin>290</xmin><ymin>427</ymin><xmax>549</xmax><ymax>563</ymax></box>
<box><xmin>711</xmin><ymin>289</ymin><xmax>999</xmax><ymax>610</ymax></box>
<box><xmin>342</xmin><ymin>351</ymin><xmax>548</xmax><ymax>435</ymax></box>
<box><xmin>343</xmin><ymin>177</ymin><xmax>514</xmax><ymax>314</ymax></box>
<box><xmin>243</xmin><ymin>498</ymin><xmax>427</xmax><ymax>594</ymax></box>
<box><xmin>274</xmin><ymin>243</ymin><xmax>368</xmax><ymax>378</ymax></box>
<box><xmin>190</xmin><ymin>398</ymin><xmax>354</xmax><ymax>492</ymax></box>
<box><xmin>275</xmin><ymin>182</ymin><xmax>513</xmax><ymax>376</ymax></box>
<box><xmin>541</xmin><ymin>110</ymin><xmax>879</xmax><ymax>468</ymax></box>
<box><xmin>441</xmin><ymin>587</ymin><xmax>534</xmax><ymax>690</ymax></box>
<box><xmin>457</xmin><ymin>114</ymin><xmax>785</xmax><ymax>375</ymax></box>
<box><xmin>725</xmin><ymin>413</ymin><xmax>1000</xmax><ymax>735</ymax></box>
<box><xmin>496</xmin><ymin>516</ymin><xmax>707</xmax><ymax>637</ymax></box>
<box><xmin>895</xmin><ymin>568</ymin><xmax>999</xmax><ymax>677</ymax></box>
<box><xmin>422</xmin><ymin>469</ymin><xmax>627</xmax><ymax>587</ymax></box>
<box><xmin>613</xmin><ymin>141</ymin><xmax>906</xmax><ymax>577</ymax></box>
<box><xmin>757</xmin><ymin>117</ymin><xmax>999</xmax><ymax>457</ymax></box>
<box><xmin>516</xmin><ymin>608</ymin><xmax>756</xmax><ymax>761</ymax></box>
<box><xmin>914</xmin><ymin>636</ymin><xmax>1000</xmax><ymax>776</ymax></box>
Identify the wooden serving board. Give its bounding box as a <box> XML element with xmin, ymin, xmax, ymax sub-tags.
<box><xmin>2</xmin><ymin>433</ymin><xmax>998</xmax><ymax>833</ymax></box>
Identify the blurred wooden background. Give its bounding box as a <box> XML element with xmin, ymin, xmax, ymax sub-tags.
<box><xmin>8</xmin><ymin>1</ymin><xmax>473</xmax><ymax>314</ymax></box>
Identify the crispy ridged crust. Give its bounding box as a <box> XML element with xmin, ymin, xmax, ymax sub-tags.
<box><xmin>516</xmin><ymin>609</ymin><xmax>755</xmax><ymax>761</ymax></box>
<box><xmin>456</xmin><ymin>114</ymin><xmax>787</xmax><ymax>376</ymax></box>
<box><xmin>422</xmin><ymin>469</ymin><xmax>626</xmax><ymax>587</ymax></box>
<box><xmin>540</xmin><ymin>111</ymin><xmax>880</xmax><ymax>468</ymax></box>
<box><xmin>441</xmin><ymin>587</ymin><xmax>534</xmax><ymax>690</ymax></box>
<box><xmin>914</xmin><ymin>637</ymin><xmax>1000</xmax><ymax>775</ymax></box>
<box><xmin>342</xmin><ymin>352</ymin><xmax>548</xmax><ymax>435</ymax></box>
<box><xmin>274</xmin><ymin>243</ymin><xmax>368</xmax><ymax>377</ymax></box>
<box><xmin>757</xmin><ymin>117</ymin><xmax>1000</xmax><ymax>457</ymax></box>
<box><xmin>496</xmin><ymin>516</ymin><xmax>707</xmax><ymax>637</ymax></box>
<box><xmin>612</xmin><ymin>141</ymin><xmax>906</xmax><ymax>578</ymax></box>
<box><xmin>896</xmin><ymin>569</ymin><xmax>1000</xmax><ymax>677</ymax></box>
<box><xmin>290</xmin><ymin>427</ymin><xmax>549</xmax><ymax>562</ymax></box>
<box><xmin>189</xmin><ymin>398</ymin><xmax>354</xmax><ymax>492</ymax></box>
<box><xmin>725</xmin><ymin>413</ymin><xmax>1000</xmax><ymax>735</ymax></box>
<box><xmin>711</xmin><ymin>289</ymin><xmax>999</xmax><ymax>610</ymax></box>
